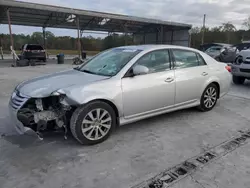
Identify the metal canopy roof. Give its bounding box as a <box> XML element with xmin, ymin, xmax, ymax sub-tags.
<box><xmin>0</xmin><ymin>0</ymin><xmax>191</xmax><ymax>34</ymax></box>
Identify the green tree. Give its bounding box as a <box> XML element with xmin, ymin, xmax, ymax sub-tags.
<box><xmin>31</xmin><ymin>32</ymin><xmax>43</xmax><ymax>44</ymax></box>
<box><xmin>220</xmin><ymin>22</ymin><xmax>236</xmax><ymax>43</ymax></box>
<box><xmin>190</xmin><ymin>27</ymin><xmax>201</xmax><ymax>34</ymax></box>
<box><xmin>242</xmin><ymin>16</ymin><xmax>250</xmax><ymax>30</ymax></box>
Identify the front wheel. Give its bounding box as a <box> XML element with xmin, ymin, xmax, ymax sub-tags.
<box><xmin>198</xmin><ymin>83</ymin><xmax>218</xmax><ymax>112</ymax></box>
<box><xmin>70</xmin><ymin>101</ymin><xmax>116</xmax><ymax>145</ymax></box>
<box><xmin>233</xmin><ymin>76</ymin><xmax>245</xmax><ymax>85</ymax></box>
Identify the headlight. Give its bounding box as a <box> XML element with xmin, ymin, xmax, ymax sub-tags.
<box><xmin>51</xmin><ymin>90</ymin><xmax>66</xmax><ymax>102</ymax></box>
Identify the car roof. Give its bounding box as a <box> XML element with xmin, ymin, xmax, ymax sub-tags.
<box><xmin>201</xmin><ymin>43</ymin><xmax>231</xmax><ymax>47</ymax></box>
<box><xmin>115</xmin><ymin>44</ymin><xmax>199</xmax><ymax>52</ymax></box>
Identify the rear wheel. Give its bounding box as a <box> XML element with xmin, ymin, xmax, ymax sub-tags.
<box><xmin>70</xmin><ymin>101</ymin><xmax>116</xmax><ymax>145</ymax></box>
<box><xmin>198</xmin><ymin>83</ymin><xmax>218</xmax><ymax>112</ymax></box>
<box><xmin>233</xmin><ymin>76</ymin><xmax>245</xmax><ymax>85</ymax></box>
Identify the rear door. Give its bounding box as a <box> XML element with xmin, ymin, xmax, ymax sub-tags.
<box><xmin>171</xmin><ymin>49</ymin><xmax>210</xmax><ymax>105</ymax></box>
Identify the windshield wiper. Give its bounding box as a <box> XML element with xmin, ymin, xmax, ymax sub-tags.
<box><xmin>81</xmin><ymin>69</ymin><xmax>97</xmax><ymax>75</ymax></box>
<box><xmin>73</xmin><ymin>67</ymin><xmax>80</xmax><ymax>71</ymax></box>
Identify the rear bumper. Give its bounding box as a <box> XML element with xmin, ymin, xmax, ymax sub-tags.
<box><xmin>23</xmin><ymin>52</ymin><xmax>46</xmax><ymax>59</ymax></box>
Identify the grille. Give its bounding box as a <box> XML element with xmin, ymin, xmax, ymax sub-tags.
<box><xmin>10</xmin><ymin>90</ymin><xmax>29</xmax><ymax>110</ymax></box>
<box><xmin>240</xmin><ymin>68</ymin><xmax>250</xmax><ymax>73</ymax></box>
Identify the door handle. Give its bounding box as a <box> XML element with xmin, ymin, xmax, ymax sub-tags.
<box><xmin>165</xmin><ymin>77</ymin><xmax>174</xmax><ymax>83</ymax></box>
<box><xmin>202</xmin><ymin>72</ymin><xmax>208</xmax><ymax>76</ymax></box>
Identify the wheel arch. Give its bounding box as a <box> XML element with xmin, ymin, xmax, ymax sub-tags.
<box><xmin>210</xmin><ymin>81</ymin><xmax>220</xmax><ymax>99</ymax></box>
<box><xmin>83</xmin><ymin>98</ymin><xmax>120</xmax><ymax>126</ymax></box>
<box><xmin>202</xmin><ymin>76</ymin><xmax>221</xmax><ymax>99</ymax></box>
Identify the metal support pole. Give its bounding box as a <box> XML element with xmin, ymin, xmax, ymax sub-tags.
<box><xmin>161</xmin><ymin>26</ymin><xmax>164</xmax><ymax>44</ymax></box>
<box><xmin>171</xmin><ymin>30</ymin><xmax>174</xmax><ymax>44</ymax></box>
<box><xmin>189</xmin><ymin>32</ymin><xmax>192</xmax><ymax>47</ymax></box>
<box><xmin>42</xmin><ymin>27</ymin><xmax>47</xmax><ymax>58</ymax></box>
<box><xmin>77</xmin><ymin>16</ymin><xmax>81</xmax><ymax>58</ymax></box>
<box><xmin>201</xmin><ymin>14</ymin><xmax>206</xmax><ymax>45</ymax></box>
<box><xmin>42</xmin><ymin>27</ymin><xmax>46</xmax><ymax>49</ymax></box>
<box><xmin>0</xmin><ymin>37</ymin><xmax>3</xmax><ymax>60</ymax></box>
<box><xmin>7</xmin><ymin>9</ymin><xmax>15</xmax><ymax>66</ymax></box>
<box><xmin>0</xmin><ymin>46</ymin><xmax>3</xmax><ymax>60</ymax></box>
<box><xmin>156</xmin><ymin>30</ymin><xmax>159</xmax><ymax>44</ymax></box>
<box><xmin>143</xmin><ymin>33</ymin><xmax>146</xmax><ymax>44</ymax></box>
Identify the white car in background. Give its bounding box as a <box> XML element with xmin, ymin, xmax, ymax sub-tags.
<box><xmin>231</xmin><ymin>48</ymin><xmax>250</xmax><ymax>84</ymax></box>
<box><xmin>9</xmin><ymin>45</ymin><xmax>232</xmax><ymax>145</ymax></box>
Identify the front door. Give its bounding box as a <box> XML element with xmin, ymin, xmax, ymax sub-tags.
<box><xmin>121</xmin><ymin>49</ymin><xmax>175</xmax><ymax>118</ymax></box>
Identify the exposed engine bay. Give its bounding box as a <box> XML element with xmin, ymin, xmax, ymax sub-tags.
<box><xmin>17</xmin><ymin>95</ymin><xmax>73</xmax><ymax>140</ymax></box>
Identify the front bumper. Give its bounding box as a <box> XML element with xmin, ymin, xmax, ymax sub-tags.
<box><xmin>8</xmin><ymin>102</ymin><xmax>29</xmax><ymax>134</ymax></box>
<box><xmin>8</xmin><ymin>91</ymin><xmax>37</xmax><ymax>136</ymax></box>
<box><xmin>231</xmin><ymin>64</ymin><xmax>250</xmax><ymax>78</ymax></box>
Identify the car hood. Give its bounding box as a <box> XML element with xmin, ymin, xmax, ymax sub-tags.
<box><xmin>16</xmin><ymin>69</ymin><xmax>109</xmax><ymax>97</ymax></box>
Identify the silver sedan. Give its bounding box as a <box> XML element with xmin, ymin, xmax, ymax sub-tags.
<box><xmin>9</xmin><ymin>45</ymin><xmax>232</xmax><ymax>145</ymax></box>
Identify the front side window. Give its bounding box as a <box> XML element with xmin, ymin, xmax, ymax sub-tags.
<box><xmin>135</xmin><ymin>49</ymin><xmax>171</xmax><ymax>74</ymax></box>
<box><xmin>78</xmin><ymin>48</ymin><xmax>141</xmax><ymax>76</ymax></box>
<box><xmin>172</xmin><ymin>49</ymin><xmax>200</xmax><ymax>69</ymax></box>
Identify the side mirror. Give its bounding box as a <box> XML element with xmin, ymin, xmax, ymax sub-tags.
<box><xmin>133</xmin><ymin>65</ymin><xmax>149</xmax><ymax>76</ymax></box>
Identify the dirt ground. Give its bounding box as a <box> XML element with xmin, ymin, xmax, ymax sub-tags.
<box><xmin>0</xmin><ymin>62</ymin><xmax>250</xmax><ymax>188</ymax></box>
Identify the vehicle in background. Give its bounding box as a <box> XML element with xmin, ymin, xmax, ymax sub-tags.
<box><xmin>199</xmin><ymin>43</ymin><xmax>230</xmax><ymax>52</ymax></box>
<box><xmin>20</xmin><ymin>44</ymin><xmax>46</xmax><ymax>62</ymax></box>
<box><xmin>9</xmin><ymin>45</ymin><xmax>232</xmax><ymax>145</ymax></box>
<box><xmin>214</xmin><ymin>46</ymin><xmax>237</xmax><ymax>63</ymax></box>
<box><xmin>205</xmin><ymin>46</ymin><xmax>223</xmax><ymax>58</ymax></box>
<box><xmin>231</xmin><ymin>48</ymin><xmax>250</xmax><ymax>84</ymax></box>
<box><xmin>233</xmin><ymin>42</ymin><xmax>250</xmax><ymax>51</ymax></box>
<box><xmin>215</xmin><ymin>42</ymin><xmax>250</xmax><ymax>63</ymax></box>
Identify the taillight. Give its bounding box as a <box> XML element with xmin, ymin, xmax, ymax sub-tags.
<box><xmin>225</xmin><ymin>65</ymin><xmax>231</xmax><ymax>72</ymax></box>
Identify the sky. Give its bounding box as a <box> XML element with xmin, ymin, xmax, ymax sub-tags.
<box><xmin>1</xmin><ymin>0</ymin><xmax>250</xmax><ymax>37</ymax></box>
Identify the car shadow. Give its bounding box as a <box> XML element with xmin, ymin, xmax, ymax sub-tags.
<box><xmin>2</xmin><ymin>107</ymin><xmax>203</xmax><ymax>149</ymax></box>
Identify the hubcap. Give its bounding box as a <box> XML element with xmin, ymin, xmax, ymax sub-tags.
<box><xmin>81</xmin><ymin>108</ymin><xmax>112</xmax><ymax>140</ymax></box>
<box><xmin>204</xmin><ymin>87</ymin><xmax>217</xmax><ymax>108</ymax></box>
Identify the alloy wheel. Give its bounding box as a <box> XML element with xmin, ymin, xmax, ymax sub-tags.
<box><xmin>81</xmin><ymin>108</ymin><xmax>112</xmax><ymax>141</ymax></box>
<box><xmin>204</xmin><ymin>87</ymin><xmax>217</xmax><ymax>108</ymax></box>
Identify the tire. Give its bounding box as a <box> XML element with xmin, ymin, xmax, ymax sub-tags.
<box><xmin>235</xmin><ymin>56</ymin><xmax>243</xmax><ymax>65</ymax></box>
<box><xmin>198</xmin><ymin>83</ymin><xmax>219</xmax><ymax>112</ymax></box>
<box><xmin>70</xmin><ymin>101</ymin><xmax>116</xmax><ymax>145</ymax></box>
<box><xmin>233</xmin><ymin>76</ymin><xmax>245</xmax><ymax>85</ymax></box>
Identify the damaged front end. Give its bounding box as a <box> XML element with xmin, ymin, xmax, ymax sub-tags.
<box><xmin>10</xmin><ymin>90</ymin><xmax>74</xmax><ymax>140</ymax></box>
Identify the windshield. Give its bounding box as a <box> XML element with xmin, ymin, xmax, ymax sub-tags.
<box><xmin>78</xmin><ymin>48</ymin><xmax>141</xmax><ymax>76</ymax></box>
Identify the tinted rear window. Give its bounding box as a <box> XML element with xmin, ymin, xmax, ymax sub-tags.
<box><xmin>26</xmin><ymin>45</ymin><xmax>44</xmax><ymax>50</ymax></box>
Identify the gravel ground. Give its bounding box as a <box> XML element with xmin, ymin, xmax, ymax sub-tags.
<box><xmin>0</xmin><ymin>64</ymin><xmax>250</xmax><ymax>188</ymax></box>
